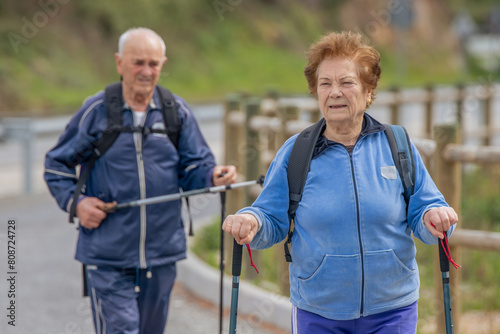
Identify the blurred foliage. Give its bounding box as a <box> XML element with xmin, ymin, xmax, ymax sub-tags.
<box><xmin>461</xmin><ymin>166</ymin><xmax>500</xmax><ymax>231</ymax></box>
<box><xmin>0</xmin><ymin>0</ymin><xmax>497</xmax><ymax>114</ymax></box>
<box><xmin>191</xmin><ymin>216</ymin><xmax>222</xmax><ymax>268</ymax></box>
<box><xmin>445</xmin><ymin>0</ymin><xmax>498</xmax><ymax>30</ymax></box>
<box><xmin>0</xmin><ymin>0</ymin><xmax>325</xmax><ymax>113</ymax></box>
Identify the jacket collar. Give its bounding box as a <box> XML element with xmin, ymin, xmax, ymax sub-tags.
<box><xmin>313</xmin><ymin>113</ymin><xmax>385</xmax><ymax>158</ymax></box>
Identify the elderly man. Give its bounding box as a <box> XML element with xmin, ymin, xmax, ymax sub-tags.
<box><xmin>45</xmin><ymin>27</ymin><xmax>237</xmax><ymax>333</ymax></box>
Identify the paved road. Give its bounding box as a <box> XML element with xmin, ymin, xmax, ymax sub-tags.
<box><xmin>0</xmin><ymin>192</ymin><xmax>286</xmax><ymax>334</ymax></box>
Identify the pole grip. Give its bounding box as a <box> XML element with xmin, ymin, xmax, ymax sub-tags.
<box><xmin>438</xmin><ymin>237</ymin><xmax>450</xmax><ymax>273</ymax></box>
<box><xmin>232</xmin><ymin>240</ymin><xmax>243</xmax><ymax>277</ymax></box>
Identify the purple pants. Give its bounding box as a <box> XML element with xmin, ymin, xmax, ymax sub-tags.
<box><xmin>85</xmin><ymin>263</ymin><xmax>176</xmax><ymax>334</ymax></box>
<box><xmin>292</xmin><ymin>301</ymin><xmax>417</xmax><ymax>334</ymax></box>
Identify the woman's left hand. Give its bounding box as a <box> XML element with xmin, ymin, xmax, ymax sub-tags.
<box><xmin>423</xmin><ymin>207</ymin><xmax>459</xmax><ymax>239</ymax></box>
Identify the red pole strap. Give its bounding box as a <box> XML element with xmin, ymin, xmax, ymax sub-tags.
<box><xmin>245</xmin><ymin>244</ymin><xmax>259</xmax><ymax>274</ymax></box>
<box><xmin>431</xmin><ymin>222</ymin><xmax>461</xmax><ymax>269</ymax></box>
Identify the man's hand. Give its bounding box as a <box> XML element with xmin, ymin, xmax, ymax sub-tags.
<box><xmin>222</xmin><ymin>213</ymin><xmax>259</xmax><ymax>245</ymax></box>
<box><xmin>212</xmin><ymin>165</ymin><xmax>237</xmax><ymax>186</ymax></box>
<box><xmin>76</xmin><ymin>197</ymin><xmax>116</xmax><ymax>229</ymax></box>
<box><xmin>423</xmin><ymin>206</ymin><xmax>458</xmax><ymax>239</ymax></box>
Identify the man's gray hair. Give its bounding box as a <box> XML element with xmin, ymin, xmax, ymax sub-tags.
<box><xmin>117</xmin><ymin>27</ymin><xmax>166</xmax><ymax>58</ymax></box>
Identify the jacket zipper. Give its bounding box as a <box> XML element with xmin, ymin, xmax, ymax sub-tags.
<box><xmin>133</xmin><ymin>111</ymin><xmax>148</xmax><ymax>269</ymax></box>
<box><xmin>348</xmin><ymin>148</ymin><xmax>364</xmax><ymax>316</ymax></box>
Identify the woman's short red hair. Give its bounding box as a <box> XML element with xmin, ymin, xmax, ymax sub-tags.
<box><xmin>304</xmin><ymin>31</ymin><xmax>381</xmax><ymax>106</ymax></box>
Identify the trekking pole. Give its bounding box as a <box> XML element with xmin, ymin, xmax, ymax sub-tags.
<box><xmin>108</xmin><ymin>176</ymin><xmax>265</xmax><ymax>211</ymax></box>
<box><xmin>438</xmin><ymin>234</ymin><xmax>454</xmax><ymax>334</ymax></box>
<box><xmin>219</xmin><ymin>191</ymin><xmax>226</xmax><ymax>334</ymax></box>
<box><xmin>229</xmin><ymin>240</ymin><xmax>243</xmax><ymax>334</ymax></box>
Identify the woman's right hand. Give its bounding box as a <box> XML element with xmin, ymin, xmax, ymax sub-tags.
<box><xmin>222</xmin><ymin>213</ymin><xmax>259</xmax><ymax>245</ymax></box>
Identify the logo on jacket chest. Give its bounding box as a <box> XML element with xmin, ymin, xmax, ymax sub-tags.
<box><xmin>151</xmin><ymin>122</ymin><xmax>167</xmax><ymax>138</ymax></box>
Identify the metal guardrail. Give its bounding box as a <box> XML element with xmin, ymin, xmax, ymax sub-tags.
<box><xmin>0</xmin><ymin>123</ymin><xmax>5</xmax><ymax>141</ymax></box>
<box><xmin>1</xmin><ymin>116</ymin><xmax>70</xmax><ymax>193</ymax></box>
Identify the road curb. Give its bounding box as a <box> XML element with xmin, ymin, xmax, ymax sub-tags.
<box><xmin>177</xmin><ymin>249</ymin><xmax>292</xmax><ymax>331</ymax></box>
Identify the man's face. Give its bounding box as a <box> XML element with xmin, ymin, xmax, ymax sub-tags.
<box><xmin>115</xmin><ymin>33</ymin><xmax>166</xmax><ymax>99</ymax></box>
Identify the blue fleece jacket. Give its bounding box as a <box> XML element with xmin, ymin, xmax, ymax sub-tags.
<box><xmin>239</xmin><ymin>113</ymin><xmax>454</xmax><ymax>320</ymax></box>
<box><xmin>44</xmin><ymin>88</ymin><xmax>216</xmax><ymax>269</ymax></box>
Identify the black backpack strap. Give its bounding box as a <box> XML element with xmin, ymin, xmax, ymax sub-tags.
<box><xmin>82</xmin><ymin>264</ymin><xmax>88</xmax><ymax>297</ymax></box>
<box><xmin>155</xmin><ymin>86</ymin><xmax>189</xmax><ymax>231</ymax></box>
<box><xmin>383</xmin><ymin>124</ymin><xmax>415</xmax><ymax>205</ymax></box>
<box><xmin>68</xmin><ymin>82</ymin><xmax>124</xmax><ymax>223</ymax></box>
<box><xmin>156</xmin><ymin>85</ymin><xmax>180</xmax><ymax>149</ymax></box>
<box><xmin>284</xmin><ymin>118</ymin><xmax>326</xmax><ymax>262</ymax></box>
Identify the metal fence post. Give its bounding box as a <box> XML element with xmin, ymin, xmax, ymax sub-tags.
<box><xmin>5</xmin><ymin>118</ymin><xmax>35</xmax><ymax>194</ymax></box>
<box><xmin>23</xmin><ymin>127</ymin><xmax>34</xmax><ymax>194</ymax></box>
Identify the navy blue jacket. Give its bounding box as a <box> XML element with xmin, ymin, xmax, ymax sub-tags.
<box><xmin>44</xmin><ymin>89</ymin><xmax>216</xmax><ymax>269</ymax></box>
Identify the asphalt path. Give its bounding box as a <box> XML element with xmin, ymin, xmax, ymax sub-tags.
<box><xmin>0</xmin><ymin>192</ymin><xmax>287</xmax><ymax>334</ymax></box>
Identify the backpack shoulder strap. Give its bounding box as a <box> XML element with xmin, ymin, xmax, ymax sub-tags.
<box><xmin>104</xmin><ymin>82</ymin><xmax>124</xmax><ymax>133</ymax></box>
<box><xmin>284</xmin><ymin>118</ymin><xmax>325</xmax><ymax>262</ymax></box>
<box><xmin>383</xmin><ymin>124</ymin><xmax>415</xmax><ymax>204</ymax></box>
<box><xmin>155</xmin><ymin>85</ymin><xmax>191</xmax><ymax>231</ymax></box>
<box><xmin>156</xmin><ymin>85</ymin><xmax>180</xmax><ymax>149</ymax></box>
<box><xmin>69</xmin><ymin>82</ymin><xmax>124</xmax><ymax>223</ymax></box>
<box><xmin>287</xmin><ymin>118</ymin><xmax>326</xmax><ymax>217</ymax></box>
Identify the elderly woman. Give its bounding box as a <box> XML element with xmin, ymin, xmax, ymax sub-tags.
<box><xmin>223</xmin><ymin>31</ymin><xmax>458</xmax><ymax>333</ymax></box>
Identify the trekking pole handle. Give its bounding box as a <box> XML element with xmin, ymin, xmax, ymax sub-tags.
<box><xmin>232</xmin><ymin>240</ymin><xmax>243</xmax><ymax>277</ymax></box>
<box><xmin>438</xmin><ymin>235</ymin><xmax>450</xmax><ymax>273</ymax></box>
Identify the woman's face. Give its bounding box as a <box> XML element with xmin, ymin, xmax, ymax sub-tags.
<box><xmin>316</xmin><ymin>57</ymin><xmax>370</xmax><ymax>126</ymax></box>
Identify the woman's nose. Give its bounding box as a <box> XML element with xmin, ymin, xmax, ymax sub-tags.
<box><xmin>329</xmin><ymin>85</ymin><xmax>343</xmax><ymax>98</ymax></box>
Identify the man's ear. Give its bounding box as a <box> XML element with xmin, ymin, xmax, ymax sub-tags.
<box><xmin>115</xmin><ymin>53</ymin><xmax>123</xmax><ymax>75</ymax></box>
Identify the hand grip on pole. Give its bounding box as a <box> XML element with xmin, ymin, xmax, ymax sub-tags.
<box><xmin>232</xmin><ymin>240</ymin><xmax>243</xmax><ymax>277</ymax></box>
<box><xmin>439</xmin><ymin>236</ymin><xmax>450</xmax><ymax>273</ymax></box>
